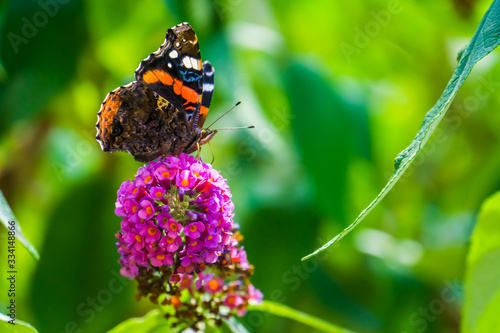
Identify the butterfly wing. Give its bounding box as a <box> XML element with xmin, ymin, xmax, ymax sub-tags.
<box><xmin>97</xmin><ymin>22</ymin><xmax>217</xmax><ymax>162</ymax></box>
<box><xmin>135</xmin><ymin>23</ymin><xmax>205</xmax><ymax>127</ymax></box>
<box><xmin>196</xmin><ymin>61</ymin><xmax>214</xmax><ymax>129</ymax></box>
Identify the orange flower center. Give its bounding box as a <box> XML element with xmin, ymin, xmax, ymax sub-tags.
<box><xmin>191</xmin><ymin>241</ymin><xmax>198</xmax><ymax>247</ymax></box>
<box><xmin>193</xmin><ymin>172</ymin><xmax>200</xmax><ymax>177</ymax></box>
<box><xmin>146</xmin><ymin>206</ymin><xmax>153</xmax><ymax>214</ymax></box>
<box><xmin>156</xmin><ymin>254</ymin><xmax>165</xmax><ymax>260</ymax></box>
<box><xmin>148</xmin><ymin>227</ymin><xmax>156</xmax><ymax>235</ymax></box>
<box><xmin>144</xmin><ymin>176</ymin><xmax>152</xmax><ymax>183</ymax></box>
<box><xmin>167</xmin><ymin>237</ymin><xmax>175</xmax><ymax>244</ymax></box>
<box><xmin>208</xmin><ymin>279</ymin><xmax>219</xmax><ymax>291</ymax></box>
<box><xmin>135</xmin><ymin>235</ymin><xmax>142</xmax><ymax>242</ymax></box>
<box><xmin>190</xmin><ymin>225</ymin><xmax>197</xmax><ymax>232</ymax></box>
<box><xmin>170</xmin><ymin>223</ymin><xmax>177</xmax><ymax>231</ymax></box>
<box><xmin>133</xmin><ymin>188</ymin><xmax>138</xmax><ymax>195</ymax></box>
<box><xmin>162</xmin><ymin>171</ymin><xmax>170</xmax><ymax>178</ymax></box>
<box><xmin>181</xmin><ymin>278</ymin><xmax>190</xmax><ymax>287</ymax></box>
<box><xmin>181</xmin><ymin>179</ymin><xmax>189</xmax><ymax>187</ymax></box>
<box><xmin>171</xmin><ymin>296</ymin><xmax>181</xmax><ymax>308</ymax></box>
<box><xmin>155</xmin><ymin>191</ymin><xmax>162</xmax><ymax>198</ymax></box>
<box><xmin>226</xmin><ymin>296</ymin><xmax>236</xmax><ymax>306</ymax></box>
<box><xmin>132</xmin><ymin>205</ymin><xmax>137</xmax><ymax>213</ymax></box>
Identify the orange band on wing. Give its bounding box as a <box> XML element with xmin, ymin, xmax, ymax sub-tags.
<box><xmin>142</xmin><ymin>71</ymin><xmax>158</xmax><ymax>84</ymax></box>
<box><xmin>199</xmin><ymin>105</ymin><xmax>209</xmax><ymax>118</ymax></box>
<box><xmin>99</xmin><ymin>93</ymin><xmax>122</xmax><ymax>137</ymax></box>
<box><xmin>142</xmin><ymin>70</ymin><xmax>174</xmax><ymax>85</ymax></box>
<box><xmin>181</xmin><ymin>86</ymin><xmax>199</xmax><ymax>104</ymax></box>
<box><xmin>143</xmin><ymin>71</ymin><xmax>200</xmax><ymax>106</ymax></box>
<box><xmin>155</xmin><ymin>70</ymin><xmax>174</xmax><ymax>85</ymax></box>
<box><xmin>173</xmin><ymin>79</ymin><xmax>182</xmax><ymax>95</ymax></box>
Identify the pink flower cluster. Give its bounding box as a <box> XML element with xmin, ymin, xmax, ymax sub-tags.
<box><xmin>114</xmin><ymin>153</ymin><xmax>235</xmax><ymax>279</ymax></box>
<box><xmin>113</xmin><ymin>153</ymin><xmax>262</xmax><ymax>326</ymax></box>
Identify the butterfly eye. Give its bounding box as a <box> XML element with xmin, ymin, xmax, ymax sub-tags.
<box><xmin>112</xmin><ymin>123</ymin><xmax>123</xmax><ymax>136</ymax></box>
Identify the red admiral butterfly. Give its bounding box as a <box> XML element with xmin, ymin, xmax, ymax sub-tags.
<box><xmin>96</xmin><ymin>23</ymin><xmax>216</xmax><ymax>162</ymax></box>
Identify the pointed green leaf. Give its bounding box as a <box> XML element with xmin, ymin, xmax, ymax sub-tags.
<box><xmin>0</xmin><ymin>313</ymin><xmax>38</xmax><ymax>332</ymax></box>
<box><xmin>462</xmin><ymin>191</ymin><xmax>500</xmax><ymax>332</ymax></box>
<box><xmin>0</xmin><ymin>190</ymin><xmax>39</xmax><ymax>260</ymax></box>
<box><xmin>303</xmin><ymin>0</ymin><xmax>500</xmax><ymax>261</ymax></box>
<box><xmin>107</xmin><ymin>309</ymin><xmax>171</xmax><ymax>333</ymax></box>
<box><xmin>249</xmin><ymin>301</ymin><xmax>356</xmax><ymax>333</ymax></box>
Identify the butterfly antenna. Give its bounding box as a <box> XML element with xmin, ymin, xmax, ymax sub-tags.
<box><xmin>207</xmin><ymin>101</ymin><xmax>242</xmax><ymax>129</ymax></box>
<box><xmin>212</xmin><ymin>126</ymin><xmax>255</xmax><ymax>130</ymax></box>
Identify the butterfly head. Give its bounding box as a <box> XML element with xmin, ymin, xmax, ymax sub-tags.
<box><xmin>200</xmin><ymin>129</ymin><xmax>217</xmax><ymax>145</ymax></box>
<box><xmin>195</xmin><ymin>129</ymin><xmax>218</xmax><ymax>151</ymax></box>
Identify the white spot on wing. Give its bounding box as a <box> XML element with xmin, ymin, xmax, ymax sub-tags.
<box><xmin>169</xmin><ymin>50</ymin><xmax>178</xmax><ymax>59</ymax></box>
<box><xmin>182</xmin><ymin>56</ymin><xmax>202</xmax><ymax>70</ymax></box>
<box><xmin>193</xmin><ymin>59</ymin><xmax>201</xmax><ymax>70</ymax></box>
<box><xmin>203</xmin><ymin>83</ymin><xmax>214</xmax><ymax>92</ymax></box>
<box><xmin>183</xmin><ymin>56</ymin><xmax>193</xmax><ymax>68</ymax></box>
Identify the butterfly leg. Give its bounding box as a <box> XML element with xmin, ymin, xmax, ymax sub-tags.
<box><xmin>195</xmin><ymin>142</ymin><xmax>201</xmax><ymax>161</ymax></box>
<box><xmin>208</xmin><ymin>142</ymin><xmax>215</xmax><ymax>164</ymax></box>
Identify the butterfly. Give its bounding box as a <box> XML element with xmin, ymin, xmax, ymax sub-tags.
<box><xmin>96</xmin><ymin>22</ymin><xmax>216</xmax><ymax>162</ymax></box>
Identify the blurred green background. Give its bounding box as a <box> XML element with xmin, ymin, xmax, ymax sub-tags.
<box><xmin>1</xmin><ymin>0</ymin><xmax>500</xmax><ymax>332</ymax></box>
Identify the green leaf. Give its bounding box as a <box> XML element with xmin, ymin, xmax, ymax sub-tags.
<box><xmin>285</xmin><ymin>61</ymin><xmax>370</xmax><ymax>224</ymax></box>
<box><xmin>107</xmin><ymin>309</ymin><xmax>170</xmax><ymax>333</ymax></box>
<box><xmin>303</xmin><ymin>0</ymin><xmax>500</xmax><ymax>261</ymax></box>
<box><xmin>0</xmin><ymin>0</ymin><xmax>87</xmax><ymax>134</ymax></box>
<box><xmin>223</xmin><ymin>317</ymin><xmax>249</xmax><ymax>333</ymax></box>
<box><xmin>462</xmin><ymin>191</ymin><xmax>500</xmax><ymax>332</ymax></box>
<box><xmin>0</xmin><ymin>312</ymin><xmax>38</xmax><ymax>332</ymax></box>
<box><xmin>30</xmin><ymin>177</ymin><xmax>129</xmax><ymax>332</ymax></box>
<box><xmin>249</xmin><ymin>301</ymin><xmax>356</xmax><ymax>333</ymax></box>
<box><xmin>0</xmin><ymin>190</ymin><xmax>39</xmax><ymax>259</ymax></box>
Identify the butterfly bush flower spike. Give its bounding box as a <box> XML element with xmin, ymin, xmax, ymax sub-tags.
<box><xmin>114</xmin><ymin>153</ymin><xmax>262</xmax><ymax>329</ymax></box>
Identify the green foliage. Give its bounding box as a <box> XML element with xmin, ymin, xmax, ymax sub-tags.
<box><xmin>0</xmin><ymin>0</ymin><xmax>86</xmax><ymax>133</ymax></box>
<box><xmin>462</xmin><ymin>192</ymin><xmax>500</xmax><ymax>332</ymax></box>
<box><xmin>223</xmin><ymin>317</ymin><xmax>250</xmax><ymax>333</ymax></box>
<box><xmin>250</xmin><ymin>301</ymin><xmax>356</xmax><ymax>333</ymax></box>
<box><xmin>285</xmin><ymin>60</ymin><xmax>370</xmax><ymax>224</ymax></box>
<box><xmin>304</xmin><ymin>0</ymin><xmax>500</xmax><ymax>260</ymax></box>
<box><xmin>107</xmin><ymin>310</ymin><xmax>170</xmax><ymax>333</ymax></box>
<box><xmin>108</xmin><ymin>303</ymin><xmax>354</xmax><ymax>333</ymax></box>
<box><xmin>1</xmin><ymin>0</ymin><xmax>500</xmax><ymax>332</ymax></box>
<box><xmin>0</xmin><ymin>315</ymin><xmax>38</xmax><ymax>332</ymax></box>
<box><xmin>0</xmin><ymin>190</ymin><xmax>38</xmax><ymax>259</ymax></box>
